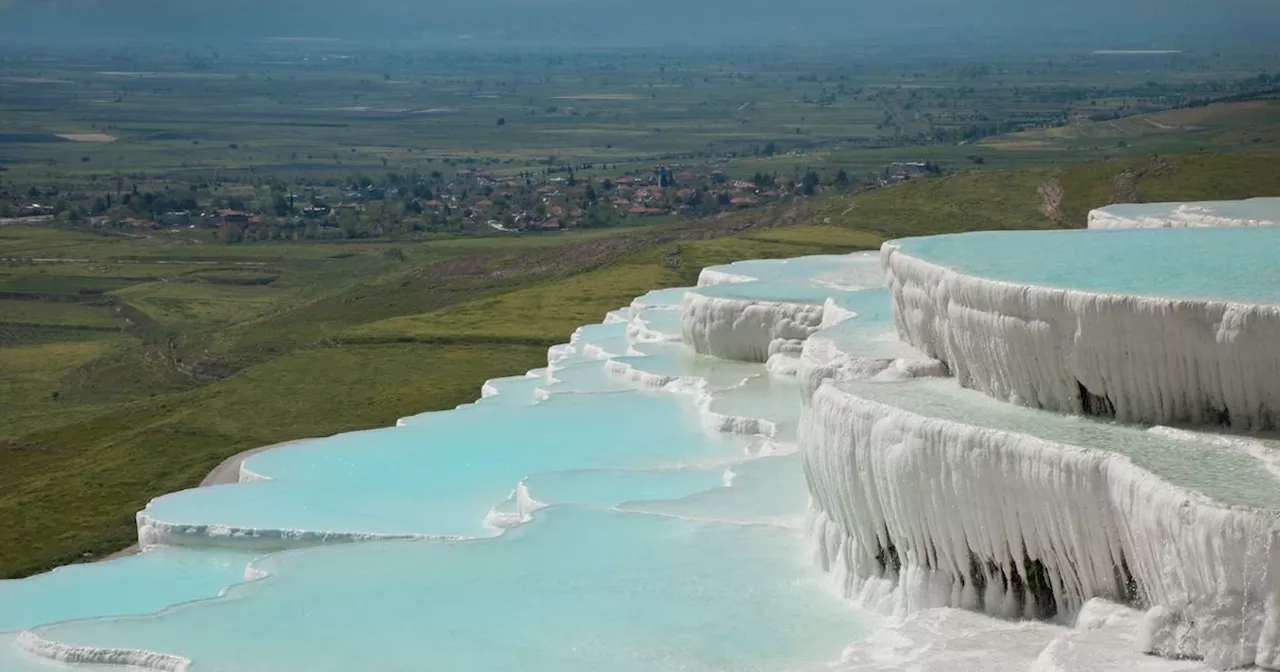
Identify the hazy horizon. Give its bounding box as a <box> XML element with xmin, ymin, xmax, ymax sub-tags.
<box><xmin>3</xmin><ymin>0</ymin><xmax>1279</xmax><ymax>50</ymax></box>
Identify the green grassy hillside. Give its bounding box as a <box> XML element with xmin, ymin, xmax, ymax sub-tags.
<box><xmin>815</xmin><ymin>152</ymin><xmax>1280</xmax><ymax>237</ymax></box>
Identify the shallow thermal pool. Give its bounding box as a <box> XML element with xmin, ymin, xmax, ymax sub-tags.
<box><xmin>893</xmin><ymin>227</ymin><xmax>1280</xmax><ymax>304</ymax></box>
<box><xmin>689</xmin><ymin>279</ymin><xmax>836</xmax><ymax>305</ymax></box>
<box><xmin>702</xmin><ymin>252</ymin><xmax>884</xmax><ymax>290</ymax></box>
<box><xmin>30</xmin><ymin>508</ymin><xmax>880</xmax><ymax>672</ymax></box>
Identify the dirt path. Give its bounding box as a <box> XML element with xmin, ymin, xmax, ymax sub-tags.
<box><xmin>1037</xmin><ymin>177</ymin><xmax>1067</xmax><ymax>225</ymax></box>
<box><xmin>98</xmin><ymin>438</ymin><xmax>314</xmax><ymax>562</ymax></box>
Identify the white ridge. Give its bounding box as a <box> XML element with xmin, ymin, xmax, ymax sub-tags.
<box><xmin>17</xmin><ymin>631</ymin><xmax>191</xmax><ymax>672</ymax></box>
<box><xmin>883</xmin><ymin>241</ymin><xmax>1280</xmax><ymax>429</ymax></box>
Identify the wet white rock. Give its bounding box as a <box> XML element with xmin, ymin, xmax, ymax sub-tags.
<box><xmin>801</xmin><ymin>378</ymin><xmax>1280</xmax><ymax>669</ymax></box>
<box><xmin>884</xmin><ymin>242</ymin><xmax>1280</xmax><ymax>429</ymax></box>
<box><xmin>1088</xmin><ymin>198</ymin><xmax>1280</xmax><ymax>229</ymax></box>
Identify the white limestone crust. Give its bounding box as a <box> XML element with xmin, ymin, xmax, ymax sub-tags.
<box><xmin>681</xmin><ymin>291</ymin><xmax>824</xmax><ymax>363</ymax></box>
<box><xmin>800</xmin><ymin>380</ymin><xmax>1280</xmax><ymax>670</ymax></box>
<box><xmin>136</xmin><ymin>512</ymin><xmax>437</xmax><ymax>551</ymax></box>
<box><xmin>17</xmin><ymin>631</ymin><xmax>190</xmax><ymax>672</ymax></box>
<box><xmin>883</xmin><ymin>242</ymin><xmax>1280</xmax><ymax>429</ymax></box>
<box><xmin>1088</xmin><ymin>198</ymin><xmax>1280</xmax><ymax>229</ymax></box>
<box><xmin>796</xmin><ymin>327</ymin><xmax>945</xmax><ymax>405</ymax></box>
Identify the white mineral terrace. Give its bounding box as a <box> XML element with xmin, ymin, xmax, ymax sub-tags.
<box><xmin>884</xmin><ymin>227</ymin><xmax>1280</xmax><ymax>430</ymax></box>
<box><xmin>2</xmin><ymin>201</ymin><xmax>1278</xmax><ymax>671</ymax></box>
<box><xmin>1089</xmin><ymin>197</ymin><xmax>1280</xmax><ymax>229</ymax></box>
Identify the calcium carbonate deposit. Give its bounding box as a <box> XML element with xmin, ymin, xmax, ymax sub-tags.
<box><xmin>0</xmin><ymin>198</ymin><xmax>1275</xmax><ymax>671</ymax></box>
<box><xmin>1088</xmin><ymin>197</ymin><xmax>1280</xmax><ymax>229</ymax></box>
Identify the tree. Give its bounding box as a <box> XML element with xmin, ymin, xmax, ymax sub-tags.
<box><xmin>801</xmin><ymin>170</ymin><xmax>820</xmax><ymax>196</ymax></box>
<box><xmin>338</xmin><ymin>209</ymin><xmax>361</xmax><ymax>239</ymax></box>
<box><xmin>497</xmin><ymin>117</ymin><xmax>507</xmax><ymax>126</ymax></box>
<box><xmin>834</xmin><ymin>169</ymin><xmax>850</xmax><ymax>189</ymax></box>
<box><xmin>272</xmin><ymin>194</ymin><xmax>290</xmax><ymax>217</ymax></box>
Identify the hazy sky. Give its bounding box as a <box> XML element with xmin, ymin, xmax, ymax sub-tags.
<box><xmin>2</xmin><ymin>0</ymin><xmax>1278</xmax><ymax>48</ymax></box>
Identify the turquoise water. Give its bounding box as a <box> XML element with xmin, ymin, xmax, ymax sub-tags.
<box><xmin>0</xmin><ymin>549</ymin><xmax>253</xmax><ymax>633</ymax></box>
<box><xmin>34</xmin><ymin>508</ymin><xmax>879</xmax><ymax>672</ymax></box>
<box><xmin>691</xmin><ymin>280</ymin><xmax>835</xmax><ymax>305</ymax></box>
<box><xmin>521</xmin><ymin>468</ymin><xmax>730</xmax><ymax>507</ymax></box>
<box><xmin>546</xmin><ymin>359</ymin><xmax>637</xmax><ymax>393</ymax></box>
<box><xmin>610</xmin><ymin>342</ymin><xmax>762</xmax><ymax>390</ymax></box>
<box><xmin>622</xmin><ymin>453</ymin><xmax>811</xmax><ymax>526</ymax></box>
<box><xmin>632</xmin><ymin>307</ymin><xmax>683</xmax><ymax>338</ymax></box>
<box><xmin>827</xmin><ymin>287</ymin><xmax>895</xmax><ymax>321</ymax></box>
<box><xmin>707</xmin><ymin>373</ymin><xmax>804</xmax><ymax>442</ymax></box>
<box><xmin>845</xmin><ymin>378</ymin><xmax>1280</xmax><ymax>509</ymax></box>
<box><xmin>147</xmin><ymin>391</ymin><xmax>754</xmax><ymax>540</ymax></box>
<box><xmin>630</xmin><ymin>287</ymin><xmax>690</xmax><ymax>310</ymax></box>
<box><xmin>706</xmin><ymin>253</ymin><xmax>883</xmax><ymax>290</ymax></box>
<box><xmin>811</xmin><ymin>289</ymin><xmax>924</xmax><ymax>360</ymax></box>
<box><xmin>894</xmin><ymin>227</ymin><xmax>1280</xmax><ymax>304</ymax></box>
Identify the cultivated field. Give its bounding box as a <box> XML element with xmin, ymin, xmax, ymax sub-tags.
<box><xmin>3</xmin><ymin>45</ymin><xmax>1277</xmax><ymax>190</ymax></box>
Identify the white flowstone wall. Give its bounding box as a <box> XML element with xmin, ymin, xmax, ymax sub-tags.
<box><xmin>882</xmin><ymin>242</ymin><xmax>1280</xmax><ymax>430</ymax></box>
<box><xmin>800</xmin><ymin>381</ymin><xmax>1280</xmax><ymax>670</ymax></box>
<box><xmin>17</xmin><ymin>632</ymin><xmax>191</xmax><ymax>672</ymax></box>
<box><xmin>136</xmin><ymin>512</ymin><xmax>431</xmax><ymax>551</ymax></box>
<box><xmin>681</xmin><ymin>291</ymin><xmax>825</xmax><ymax>363</ymax></box>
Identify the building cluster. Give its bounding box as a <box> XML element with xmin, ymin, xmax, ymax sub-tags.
<box><xmin>6</xmin><ymin>159</ymin><xmax>901</xmax><ymax>238</ymax></box>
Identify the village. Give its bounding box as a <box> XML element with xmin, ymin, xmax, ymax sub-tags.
<box><xmin>1</xmin><ymin>160</ymin><xmax>940</xmax><ymax>242</ymax></box>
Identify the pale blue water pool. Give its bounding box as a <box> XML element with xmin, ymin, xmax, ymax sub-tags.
<box><xmin>630</xmin><ymin>287</ymin><xmax>690</xmax><ymax>310</ymax></box>
<box><xmin>894</xmin><ymin>227</ymin><xmax>1280</xmax><ymax>304</ymax></box>
<box><xmin>0</xmin><ymin>549</ymin><xmax>254</xmax><ymax>633</ymax></box>
<box><xmin>707</xmin><ymin>373</ymin><xmax>803</xmax><ymax>442</ymax></box>
<box><xmin>34</xmin><ymin>508</ymin><xmax>881</xmax><ymax>672</ymax></box>
<box><xmin>707</xmin><ymin>253</ymin><xmax>883</xmax><ymax>290</ymax></box>
<box><xmin>546</xmin><ymin>359</ymin><xmax>637</xmax><ymax>394</ymax></box>
<box><xmin>631</xmin><ymin>307</ymin><xmax>683</xmax><ymax>338</ymax></box>
<box><xmin>691</xmin><ymin>280</ymin><xmax>835</xmax><ymax>305</ymax></box>
<box><xmin>622</xmin><ymin>453</ymin><xmax>811</xmax><ymax>526</ymax></box>
<box><xmin>609</xmin><ymin>342</ymin><xmax>762</xmax><ymax>390</ymax></box>
<box><xmin>521</xmin><ymin>468</ymin><xmax>730</xmax><ymax>507</ymax></box>
<box><xmin>810</xmin><ymin>289</ymin><xmax>925</xmax><ymax>360</ymax></box>
<box><xmin>147</xmin><ymin>392</ymin><xmax>754</xmax><ymax>541</ymax></box>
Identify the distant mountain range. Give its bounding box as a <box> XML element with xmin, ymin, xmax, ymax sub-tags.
<box><xmin>2</xmin><ymin>0</ymin><xmax>1278</xmax><ymax>49</ymax></box>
